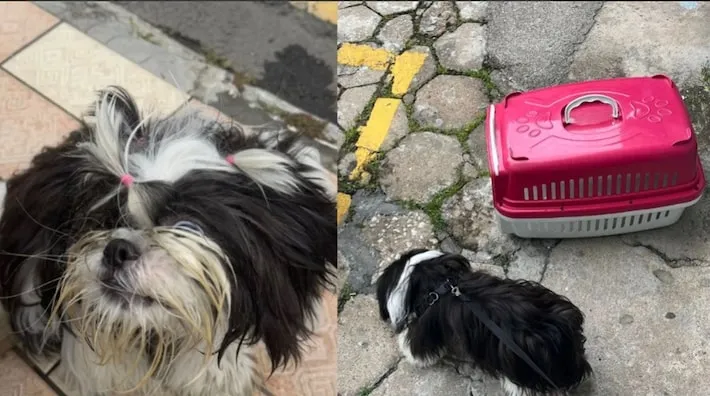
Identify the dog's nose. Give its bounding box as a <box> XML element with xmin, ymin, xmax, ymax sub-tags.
<box><xmin>102</xmin><ymin>238</ymin><xmax>140</xmax><ymax>269</ymax></box>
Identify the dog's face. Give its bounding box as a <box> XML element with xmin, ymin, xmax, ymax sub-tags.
<box><xmin>0</xmin><ymin>87</ymin><xmax>336</xmax><ymax>379</ymax></box>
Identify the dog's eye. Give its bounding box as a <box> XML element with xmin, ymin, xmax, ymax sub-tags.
<box><xmin>173</xmin><ymin>221</ymin><xmax>203</xmax><ymax>234</ymax></box>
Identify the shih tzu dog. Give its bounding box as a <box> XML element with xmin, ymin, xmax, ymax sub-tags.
<box><xmin>0</xmin><ymin>87</ymin><xmax>336</xmax><ymax>395</ymax></box>
<box><xmin>376</xmin><ymin>249</ymin><xmax>593</xmax><ymax>396</ymax></box>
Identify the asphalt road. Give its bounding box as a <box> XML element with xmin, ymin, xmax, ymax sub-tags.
<box><xmin>114</xmin><ymin>1</ymin><xmax>337</xmax><ymax>123</ymax></box>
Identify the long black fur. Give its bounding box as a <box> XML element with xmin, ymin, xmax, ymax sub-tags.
<box><xmin>376</xmin><ymin>249</ymin><xmax>593</xmax><ymax>395</ymax></box>
<box><xmin>0</xmin><ymin>87</ymin><xmax>336</xmax><ymax>375</ymax></box>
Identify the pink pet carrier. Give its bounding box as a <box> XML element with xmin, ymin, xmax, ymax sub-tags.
<box><xmin>485</xmin><ymin>75</ymin><xmax>705</xmax><ymax>238</ymax></box>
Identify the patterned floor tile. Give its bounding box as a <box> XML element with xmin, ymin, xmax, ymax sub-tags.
<box><xmin>19</xmin><ymin>344</ymin><xmax>60</xmax><ymax>375</ymax></box>
<box><xmin>256</xmin><ymin>290</ymin><xmax>338</xmax><ymax>396</ymax></box>
<box><xmin>0</xmin><ymin>350</ymin><xmax>58</xmax><ymax>395</ymax></box>
<box><xmin>0</xmin><ymin>2</ymin><xmax>58</xmax><ymax>62</ymax></box>
<box><xmin>0</xmin><ymin>70</ymin><xmax>80</xmax><ymax>179</ymax></box>
<box><xmin>3</xmin><ymin>23</ymin><xmax>189</xmax><ymax>120</ymax></box>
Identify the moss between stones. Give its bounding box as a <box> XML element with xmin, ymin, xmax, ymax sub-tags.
<box><xmin>338</xmin><ymin>283</ymin><xmax>355</xmax><ymax>314</ymax></box>
<box><xmin>338</xmin><ymin>174</ymin><xmax>359</xmax><ymax>195</ymax></box>
<box><xmin>423</xmin><ymin>176</ymin><xmax>468</xmax><ymax>231</ymax></box>
<box><xmin>361</xmin><ymin>152</ymin><xmax>385</xmax><ymax>191</ymax></box>
<box><xmin>399</xmin><ymin>173</ymin><xmax>469</xmax><ymax>233</ymax></box>
<box><xmin>341</xmin><ymin>126</ymin><xmax>361</xmax><ymax>156</ymax></box>
<box><xmin>435</xmin><ymin>65</ymin><xmax>501</xmax><ymax>102</ymax></box>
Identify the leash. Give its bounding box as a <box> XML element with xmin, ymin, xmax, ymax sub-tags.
<box><xmin>422</xmin><ymin>279</ymin><xmax>560</xmax><ymax>391</ymax></box>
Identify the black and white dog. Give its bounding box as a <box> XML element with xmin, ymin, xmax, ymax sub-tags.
<box><xmin>0</xmin><ymin>87</ymin><xmax>336</xmax><ymax>395</ymax></box>
<box><xmin>376</xmin><ymin>249</ymin><xmax>593</xmax><ymax>396</ymax></box>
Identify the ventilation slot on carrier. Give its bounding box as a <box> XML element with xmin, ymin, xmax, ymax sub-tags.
<box><xmin>524</xmin><ymin>172</ymin><xmax>680</xmax><ymax>201</ymax></box>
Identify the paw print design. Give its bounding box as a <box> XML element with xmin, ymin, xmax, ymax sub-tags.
<box><xmin>514</xmin><ymin>110</ymin><xmax>554</xmax><ymax>138</ymax></box>
<box><xmin>629</xmin><ymin>96</ymin><xmax>673</xmax><ymax>124</ymax></box>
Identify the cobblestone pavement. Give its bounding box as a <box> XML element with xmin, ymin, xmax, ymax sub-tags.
<box><xmin>336</xmin><ymin>1</ymin><xmax>710</xmax><ymax>395</ymax></box>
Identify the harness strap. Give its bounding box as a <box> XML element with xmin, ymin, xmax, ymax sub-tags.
<box><xmin>423</xmin><ymin>279</ymin><xmax>560</xmax><ymax>391</ymax></box>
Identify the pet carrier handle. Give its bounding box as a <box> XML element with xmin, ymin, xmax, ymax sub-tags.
<box><xmin>563</xmin><ymin>94</ymin><xmax>620</xmax><ymax>124</ymax></box>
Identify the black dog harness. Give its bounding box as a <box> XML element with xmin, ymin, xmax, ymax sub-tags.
<box><xmin>422</xmin><ymin>279</ymin><xmax>560</xmax><ymax>391</ymax></box>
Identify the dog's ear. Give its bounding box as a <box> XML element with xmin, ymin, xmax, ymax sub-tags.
<box><xmin>375</xmin><ymin>249</ymin><xmax>431</xmax><ymax>321</ymax></box>
<box><xmin>186</xmin><ymin>169</ymin><xmax>336</xmax><ymax>371</ymax></box>
<box><xmin>375</xmin><ymin>261</ymin><xmax>398</xmax><ymax>321</ymax></box>
<box><xmin>0</xmin><ymin>130</ymin><xmax>90</xmax><ymax>353</ymax></box>
<box><xmin>440</xmin><ymin>253</ymin><xmax>473</xmax><ymax>274</ymax></box>
<box><xmin>86</xmin><ymin>86</ymin><xmax>143</xmax><ymax>140</ymax></box>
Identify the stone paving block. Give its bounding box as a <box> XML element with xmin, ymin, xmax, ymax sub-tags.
<box><xmin>361</xmin><ymin>210</ymin><xmax>439</xmax><ymax>284</ymax></box>
<box><xmin>442</xmin><ymin>178</ymin><xmax>516</xmax><ymax>256</ymax></box>
<box><xmin>465</xmin><ymin>124</ymin><xmax>487</xmax><ymax>173</ymax></box>
<box><xmin>380</xmin><ymin>132</ymin><xmax>463</xmax><ymax>203</ymax></box>
<box><xmin>419</xmin><ymin>1</ymin><xmax>458</xmax><ymax>37</ymax></box>
<box><xmin>338</xmin><ymin>64</ymin><xmax>386</xmax><ymax>89</ymax></box>
<box><xmin>543</xmin><ymin>237</ymin><xmax>710</xmax><ymax>395</ymax></box>
<box><xmin>338</xmin><ymin>295</ymin><xmax>400</xmax><ymax>396</ymax></box>
<box><xmin>457</xmin><ymin>1</ymin><xmax>488</xmax><ymax>21</ymax></box>
<box><xmin>403</xmin><ymin>46</ymin><xmax>437</xmax><ymax>95</ymax></box>
<box><xmin>338</xmin><ymin>5</ymin><xmax>381</xmax><ymax>43</ymax></box>
<box><xmin>366</xmin><ymin>1</ymin><xmax>419</xmax><ymax>15</ymax></box>
<box><xmin>337</xmin><ymin>84</ymin><xmax>378</xmax><ymax>129</ymax></box>
<box><xmin>379</xmin><ymin>99</ymin><xmax>409</xmax><ymax>151</ymax></box>
<box><xmin>434</xmin><ymin>22</ymin><xmax>486</xmax><ymax>72</ymax></box>
<box><xmin>339</xmin><ymin>1</ymin><xmax>363</xmax><ymax>9</ymax></box>
<box><xmin>506</xmin><ymin>240</ymin><xmax>552</xmax><ymax>282</ymax></box>
<box><xmin>413</xmin><ymin>75</ymin><xmax>488</xmax><ymax>129</ymax></box>
<box><xmin>377</xmin><ymin>14</ymin><xmax>414</xmax><ymax>53</ymax></box>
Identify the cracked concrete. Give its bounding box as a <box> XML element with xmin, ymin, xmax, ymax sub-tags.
<box><xmin>338</xmin><ymin>2</ymin><xmax>710</xmax><ymax>395</ymax></box>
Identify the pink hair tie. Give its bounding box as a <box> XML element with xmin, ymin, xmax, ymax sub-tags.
<box><xmin>226</xmin><ymin>155</ymin><xmax>235</xmax><ymax>165</ymax></box>
<box><xmin>120</xmin><ymin>174</ymin><xmax>134</xmax><ymax>187</ymax></box>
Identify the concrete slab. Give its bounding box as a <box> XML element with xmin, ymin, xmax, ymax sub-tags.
<box><xmin>543</xmin><ymin>237</ymin><xmax>710</xmax><ymax>395</ymax></box>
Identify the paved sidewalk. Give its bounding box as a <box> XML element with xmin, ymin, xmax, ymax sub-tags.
<box><xmin>337</xmin><ymin>1</ymin><xmax>710</xmax><ymax>395</ymax></box>
<box><xmin>115</xmin><ymin>1</ymin><xmax>338</xmax><ymax>123</ymax></box>
<box><xmin>0</xmin><ymin>2</ymin><xmax>336</xmax><ymax>395</ymax></box>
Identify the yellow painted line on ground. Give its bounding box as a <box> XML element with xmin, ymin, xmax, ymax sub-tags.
<box><xmin>290</xmin><ymin>1</ymin><xmax>337</xmax><ymax>24</ymax></box>
<box><xmin>337</xmin><ymin>43</ymin><xmax>394</xmax><ymax>71</ymax></box>
<box><xmin>349</xmin><ymin>98</ymin><xmax>402</xmax><ymax>180</ymax></box>
<box><xmin>337</xmin><ymin>193</ymin><xmax>352</xmax><ymax>225</ymax></box>
<box><xmin>337</xmin><ymin>44</ymin><xmax>427</xmax><ymax>187</ymax></box>
<box><xmin>391</xmin><ymin>50</ymin><xmax>428</xmax><ymax>97</ymax></box>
